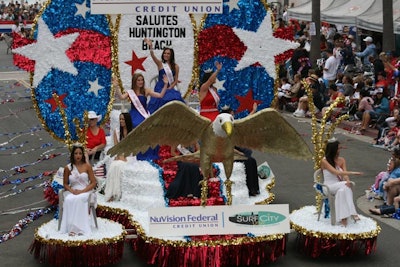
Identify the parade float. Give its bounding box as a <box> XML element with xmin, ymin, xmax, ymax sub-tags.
<box><xmin>289</xmin><ymin>81</ymin><xmax>381</xmax><ymax>257</ymax></box>
<box><xmin>10</xmin><ymin>0</ymin><xmax>380</xmax><ymax>266</ymax></box>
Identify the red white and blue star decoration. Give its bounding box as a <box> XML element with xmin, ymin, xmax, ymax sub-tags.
<box><xmin>199</xmin><ymin>0</ymin><xmax>298</xmax><ymax>118</ymax></box>
<box><xmin>12</xmin><ymin>0</ymin><xmax>112</xmax><ymax>142</ymax></box>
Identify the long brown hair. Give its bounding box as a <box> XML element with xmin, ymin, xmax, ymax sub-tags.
<box><xmin>131</xmin><ymin>73</ymin><xmax>146</xmax><ymax>95</ymax></box>
<box><xmin>162</xmin><ymin>47</ymin><xmax>176</xmax><ymax>73</ymax></box>
<box><xmin>119</xmin><ymin>112</ymin><xmax>133</xmax><ymax>141</ymax></box>
<box><xmin>325</xmin><ymin>140</ymin><xmax>339</xmax><ymax>168</ymax></box>
<box><xmin>69</xmin><ymin>145</ymin><xmax>86</xmax><ymax>171</ymax></box>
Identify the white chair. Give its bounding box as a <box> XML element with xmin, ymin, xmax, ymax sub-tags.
<box><xmin>313</xmin><ymin>169</ymin><xmax>355</xmax><ymax>226</ymax></box>
<box><xmin>57</xmin><ymin>189</ymin><xmax>98</xmax><ymax>231</ymax></box>
<box><xmin>313</xmin><ymin>169</ymin><xmax>336</xmax><ymax>225</ymax></box>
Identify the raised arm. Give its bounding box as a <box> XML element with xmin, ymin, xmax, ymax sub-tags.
<box><xmin>113</xmin><ymin>77</ymin><xmax>129</xmax><ymax>100</ymax></box>
<box><xmin>199</xmin><ymin>61</ymin><xmax>222</xmax><ymax>102</ymax></box>
<box><xmin>144</xmin><ymin>38</ymin><xmax>163</xmax><ymax>70</ymax></box>
<box><xmin>146</xmin><ymin>74</ymin><xmax>170</xmax><ymax>98</ymax></box>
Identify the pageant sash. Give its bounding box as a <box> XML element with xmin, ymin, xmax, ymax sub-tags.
<box><xmin>209</xmin><ymin>87</ymin><xmax>220</xmax><ymax>106</ymax></box>
<box><xmin>162</xmin><ymin>63</ymin><xmax>175</xmax><ymax>89</ymax></box>
<box><xmin>127</xmin><ymin>89</ymin><xmax>150</xmax><ymax>119</ymax></box>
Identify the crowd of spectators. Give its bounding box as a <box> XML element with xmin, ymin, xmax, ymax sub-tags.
<box><xmin>276</xmin><ymin>17</ymin><xmax>400</xmax><ymax>150</ymax></box>
<box><xmin>0</xmin><ymin>1</ymin><xmax>42</xmax><ymax>22</ymax></box>
<box><xmin>274</xmin><ymin>14</ymin><xmax>400</xmax><ymax>217</ymax></box>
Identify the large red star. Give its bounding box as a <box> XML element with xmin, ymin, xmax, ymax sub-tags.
<box><xmin>235</xmin><ymin>89</ymin><xmax>262</xmax><ymax>113</ymax></box>
<box><xmin>45</xmin><ymin>93</ymin><xmax>67</xmax><ymax>112</ymax></box>
<box><xmin>124</xmin><ymin>50</ymin><xmax>147</xmax><ymax>75</ymax></box>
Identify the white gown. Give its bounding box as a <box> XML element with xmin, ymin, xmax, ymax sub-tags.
<box><xmin>104</xmin><ymin>159</ymin><xmax>126</xmax><ymax>201</ymax></box>
<box><xmin>59</xmin><ymin>165</ymin><xmax>96</xmax><ymax>235</ymax></box>
<box><xmin>322</xmin><ymin>167</ymin><xmax>357</xmax><ymax>223</ymax></box>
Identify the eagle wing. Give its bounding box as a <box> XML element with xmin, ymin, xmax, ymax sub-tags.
<box><xmin>232</xmin><ymin>108</ymin><xmax>312</xmax><ymax>160</ymax></box>
<box><xmin>108</xmin><ymin>101</ymin><xmax>211</xmax><ymax>157</ymax></box>
<box><xmin>163</xmin><ymin>150</ymin><xmax>248</xmax><ymax>164</ymax></box>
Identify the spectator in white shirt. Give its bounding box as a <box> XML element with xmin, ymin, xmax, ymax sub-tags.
<box><xmin>323</xmin><ymin>48</ymin><xmax>340</xmax><ymax>88</ymax></box>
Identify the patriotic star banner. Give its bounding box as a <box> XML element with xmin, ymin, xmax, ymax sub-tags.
<box><xmin>198</xmin><ymin>0</ymin><xmax>298</xmax><ymax>117</ymax></box>
<box><xmin>12</xmin><ymin>0</ymin><xmax>298</xmax><ymax>144</ymax></box>
<box><xmin>12</xmin><ymin>0</ymin><xmax>112</xmax><ymax>142</ymax></box>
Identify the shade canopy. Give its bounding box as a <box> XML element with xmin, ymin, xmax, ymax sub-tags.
<box><xmin>287</xmin><ymin>0</ymin><xmax>400</xmax><ymax>34</ymax></box>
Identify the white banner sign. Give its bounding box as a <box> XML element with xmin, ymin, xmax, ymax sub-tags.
<box><xmin>149</xmin><ymin>204</ymin><xmax>290</xmax><ymax>237</ymax></box>
<box><xmin>118</xmin><ymin>13</ymin><xmax>194</xmax><ymax>97</ymax></box>
<box><xmin>91</xmin><ymin>0</ymin><xmax>223</xmax><ymax>14</ymax></box>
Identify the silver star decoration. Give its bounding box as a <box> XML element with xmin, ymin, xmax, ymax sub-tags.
<box><xmin>232</xmin><ymin>15</ymin><xmax>299</xmax><ymax>80</ymax></box>
<box><xmin>75</xmin><ymin>0</ymin><xmax>90</xmax><ymax>19</ymax></box>
<box><xmin>226</xmin><ymin>0</ymin><xmax>240</xmax><ymax>12</ymax></box>
<box><xmin>214</xmin><ymin>78</ymin><xmax>226</xmax><ymax>91</ymax></box>
<box><xmin>88</xmin><ymin>78</ymin><xmax>103</xmax><ymax>97</ymax></box>
<box><xmin>12</xmin><ymin>18</ymin><xmax>79</xmax><ymax>87</ymax></box>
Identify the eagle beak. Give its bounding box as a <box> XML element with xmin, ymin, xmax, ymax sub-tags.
<box><xmin>222</xmin><ymin>121</ymin><xmax>233</xmax><ymax>137</ymax></box>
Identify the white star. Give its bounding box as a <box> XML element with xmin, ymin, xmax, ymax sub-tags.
<box><xmin>12</xmin><ymin>18</ymin><xmax>79</xmax><ymax>87</ymax></box>
<box><xmin>88</xmin><ymin>78</ymin><xmax>104</xmax><ymax>96</ymax></box>
<box><xmin>214</xmin><ymin>78</ymin><xmax>226</xmax><ymax>91</ymax></box>
<box><xmin>232</xmin><ymin>15</ymin><xmax>299</xmax><ymax>79</ymax></box>
<box><xmin>225</xmin><ymin>0</ymin><xmax>240</xmax><ymax>13</ymax></box>
<box><xmin>75</xmin><ymin>0</ymin><xmax>90</xmax><ymax>18</ymax></box>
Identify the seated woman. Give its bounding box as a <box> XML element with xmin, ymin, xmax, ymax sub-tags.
<box><xmin>293</xmin><ymin>74</ymin><xmax>324</xmax><ymax>118</ymax></box>
<box><xmin>86</xmin><ymin>111</ymin><xmax>106</xmax><ymax>161</ymax></box>
<box><xmin>355</xmin><ymin>89</ymin><xmax>374</xmax><ymax>121</ymax></box>
<box><xmin>359</xmin><ymin>87</ymin><xmax>390</xmax><ymax>134</ymax></box>
<box><xmin>59</xmin><ymin>144</ymin><xmax>97</xmax><ymax>236</ymax></box>
<box><xmin>279</xmin><ymin>75</ymin><xmax>302</xmax><ymax>111</ymax></box>
<box><xmin>321</xmin><ymin>83</ymin><xmax>345</xmax><ymax>120</ymax></box>
<box><xmin>320</xmin><ymin>138</ymin><xmax>362</xmax><ymax>227</ymax></box>
<box><xmin>371</xmin><ymin>157</ymin><xmax>400</xmax><ymax>199</ymax></box>
<box><xmin>104</xmin><ymin>112</ymin><xmax>133</xmax><ymax>202</ymax></box>
<box><xmin>374</xmin><ymin>108</ymin><xmax>400</xmax><ymax>149</ymax></box>
<box><xmin>166</xmin><ymin>160</ymin><xmax>203</xmax><ymax>199</ymax></box>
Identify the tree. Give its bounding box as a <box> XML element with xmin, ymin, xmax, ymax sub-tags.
<box><xmin>382</xmin><ymin>0</ymin><xmax>395</xmax><ymax>53</ymax></box>
<box><xmin>310</xmin><ymin>0</ymin><xmax>321</xmax><ymax>68</ymax></box>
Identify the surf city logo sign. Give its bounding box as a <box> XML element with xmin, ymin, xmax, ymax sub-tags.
<box><xmin>229</xmin><ymin>211</ymin><xmax>286</xmax><ymax>226</ymax></box>
<box><xmin>148</xmin><ymin>204</ymin><xmax>290</xmax><ymax>236</ymax></box>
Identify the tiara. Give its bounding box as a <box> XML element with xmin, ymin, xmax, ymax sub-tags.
<box><xmin>327</xmin><ymin>137</ymin><xmax>337</xmax><ymax>143</ymax></box>
<box><xmin>204</xmin><ymin>68</ymin><xmax>213</xmax><ymax>73</ymax></box>
<box><xmin>72</xmin><ymin>142</ymin><xmax>83</xmax><ymax>147</ymax></box>
<box><xmin>221</xmin><ymin>104</ymin><xmax>231</xmax><ymax>111</ymax></box>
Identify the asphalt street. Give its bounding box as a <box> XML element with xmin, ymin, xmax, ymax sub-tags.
<box><xmin>0</xmin><ymin>40</ymin><xmax>399</xmax><ymax>267</ymax></box>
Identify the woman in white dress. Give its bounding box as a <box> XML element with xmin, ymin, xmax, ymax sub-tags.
<box><xmin>60</xmin><ymin>144</ymin><xmax>97</xmax><ymax>236</ymax></box>
<box><xmin>104</xmin><ymin>112</ymin><xmax>133</xmax><ymax>202</ymax></box>
<box><xmin>320</xmin><ymin>138</ymin><xmax>362</xmax><ymax>227</ymax></box>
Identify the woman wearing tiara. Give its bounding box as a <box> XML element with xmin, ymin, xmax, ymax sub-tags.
<box><xmin>59</xmin><ymin>144</ymin><xmax>97</xmax><ymax>236</ymax></box>
<box><xmin>199</xmin><ymin>61</ymin><xmax>222</xmax><ymax>121</ymax></box>
<box><xmin>320</xmin><ymin>138</ymin><xmax>362</xmax><ymax>227</ymax></box>
<box><xmin>144</xmin><ymin>38</ymin><xmax>185</xmax><ymax>114</ymax></box>
<box><xmin>115</xmin><ymin>72</ymin><xmax>170</xmax><ymax>160</ymax></box>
